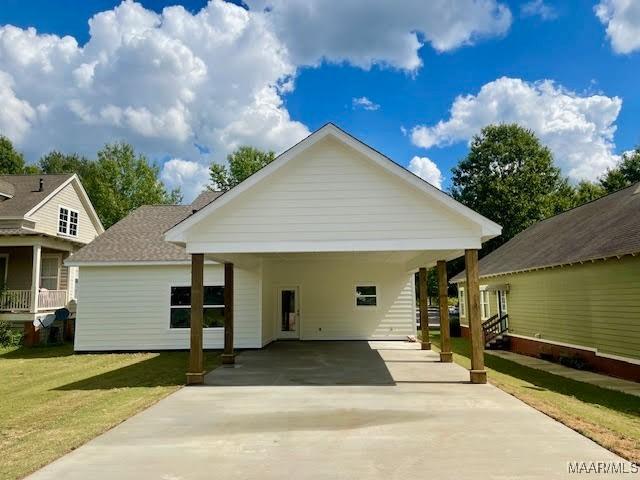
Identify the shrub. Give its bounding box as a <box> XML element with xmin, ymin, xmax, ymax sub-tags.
<box><xmin>0</xmin><ymin>319</ymin><xmax>22</xmax><ymax>347</ymax></box>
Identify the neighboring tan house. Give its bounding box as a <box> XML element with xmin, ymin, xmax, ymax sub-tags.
<box><xmin>0</xmin><ymin>174</ymin><xmax>104</xmax><ymax>329</ymax></box>
<box><xmin>67</xmin><ymin>124</ymin><xmax>501</xmax><ymax>384</ymax></box>
<box><xmin>452</xmin><ymin>182</ymin><xmax>640</xmax><ymax>381</ymax></box>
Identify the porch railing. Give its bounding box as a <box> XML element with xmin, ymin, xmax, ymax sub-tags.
<box><xmin>0</xmin><ymin>289</ymin><xmax>68</xmax><ymax>311</ymax></box>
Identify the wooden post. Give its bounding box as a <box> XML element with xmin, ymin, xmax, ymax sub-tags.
<box><xmin>30</xmin><ymin>244</ymin><xmax>41</xmax><ymax>313</ymax></box>
<box><xmin>437</xmin><ymin>260</ymin><xmax>452</xmax><ymax>363</ymax></box>
<box><xmin>465</xmin><ymin>249</ymin><xmax>486</xmax><ymax>384</ymax></box>
<box><xmin>222</xmin><ymin>262</ymin><xmax>235</xmax><ymax>365</ymax></box>
<box><xmin>187</xmin><ymin>253</ymin><xmax>204</xmax><ymax>385</ymax></box>
<box><xmin>418</xmin><ymin>267</ymin><xmax>430</xmax><ymax>350</ymax></box>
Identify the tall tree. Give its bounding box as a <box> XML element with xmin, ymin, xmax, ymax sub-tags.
<box><xmin>88</xmin><ymin>143</ymin><xmax>182</xmax><ymax>228</ymax></box>
<box><xmin>0</xmin><ymin>136</ymin><xmax>38</xmax><ymax>174</ymax></box>
<box><xmin>451</xmin><ymin>124</ymin><xmax>569</xmax><ymax>254</ymax></box>
<box><xmin>600</xmin><ymin>147</ymin><xmax>640</xmax><ymax>193</ymax></box>
<box><xmin>572</xmin><ymin>180</ymin><xmax>607</xmax><ymax>206</ymax></box>
<box><xmin>39</xmin><ymin>151</ymin><xmax>92</xmax><ymax>177</ymax></box>
<box><xmin>210</xmin><ymin>146</ymin><xmax>275</xmax><ymax>191</ymax></box>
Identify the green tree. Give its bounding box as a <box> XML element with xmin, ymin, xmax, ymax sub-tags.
<box><xmin>572</xmin><ymin>180</ymin><xmax>606</xmax><ymax>206</ymax></box>
<box><xmin>210</xmin><ymin>146</ymin><xmax>276</xmax><ymax>191</ymax></box>
<box><xmin>88</xmin><ymin>143</ymin><xmax>182</xmax><ymax>228</ymax></box>
<box><xmin>0</xmin><ymin>136</ymin><xmax>38</xmax><ymax>174</ymax></box>
<box><xmin>39</xmin><ymin>151</ymin><xmax>92</xmax><ymax>177</ymax></box>
<box><xmin>451</xmin><ymin>124</ymin><xmax>570</xmax><ymax>254</ymax></box>
<box><xmin>600</xmin><ymin>147</ymin><xmax>640</xmax><ymax>193</ymax></box>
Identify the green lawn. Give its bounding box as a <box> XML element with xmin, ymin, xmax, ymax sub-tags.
<box><xmin>428</xmin><ymin>332</ymin><xmax>640</xmax><ymax>462</ymax></box>
<box><xmin>0</xmin><ymin>344</ymin><xmax>221</xmax><ymax>480</ymax></box>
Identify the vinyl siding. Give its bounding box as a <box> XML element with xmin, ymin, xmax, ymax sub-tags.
<box><xmin>458</xmin><ymin>255</ymin><xmax>640</xmax><ymax>361</ymax></box>
<box><xmin>30</xmin><ymin>182</ymin><xmax>100</xmax><ymax>244</ymax></box>
<box><xmin>74</xmin><ymin>264</ymin><xmax>261</xmax><ymax>351</ymax></box>
<box><xmin>262</xmin><ymin>258</ymin><xmax>416</xmax><ymax>340</ymax></box>
<box><xmin>187</xmin><ymin>137</ymin><xmax>480</xmax><ymax>246</ymax></box>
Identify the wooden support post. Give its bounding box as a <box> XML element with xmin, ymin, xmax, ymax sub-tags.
<box><xmin>465</xmin><ymin>249</ymin><xmax>486</xmax><ymax>384</ymax></box>
<box><xmin>222</xmin><ymin>262</ymin><xmax>235</xmax><ymax>365</ymax></box>
<box><xmin>437</xmin><ymin>260</ymin><xmax>452</xmax><ymax>363</ymax></box>
<box><xmin>418</xmin><ymin>267</ymin><xmax>430</xmax><ymax>350</ymax></box>
<box><xmin>187</xmin><ymin>253</ymin><xmax>204</xmax><ymax>385</ymax></box>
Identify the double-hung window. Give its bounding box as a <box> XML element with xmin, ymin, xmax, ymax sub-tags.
<box><xmin>59</xmin><ymin>206</ymin><xmax>79</xmax><ymax>237</ymax></box>
<box><xmin>355</xmin><ymin>285</ymin><xmax>377</xmax><ymax>307</ymax></box>
<box><xmin>480</xmin><ymin>290</ymin><xmax>490</xmax><ymax>319</ymax></box>
<box><xmin>459</xmin><ymin>288</ymin><xmax>466</xmax><ymax>317</ymax></box>
<box><xmin>170</xmin><ymin>286</ymin><xmax>225</xmax><ymax>329</ymax></box>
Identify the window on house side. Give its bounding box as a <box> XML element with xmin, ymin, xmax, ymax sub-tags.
<box><xmin>355</xmin><ymin>285</ymin><xmax>377</xmax><ymax>307</ymax></box>
<box><xmin>59</xmin><ymin>207</ymin><xmax>79</xmax><ymax>237</ymax></box>
<box><xmin>170</xmin><ymin>286</ymin><xmax>225</xmax><ymax>328</ymax></box>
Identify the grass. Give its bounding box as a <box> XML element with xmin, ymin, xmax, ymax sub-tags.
<box><xmin>428</xmin><ymin>331</ymin><xmax>640</xmax><ymax>462</ymax></box>
<box><xmin>0</xmin><ymin>344</ymin><xmax>221</xmax><ymax>480</ymax></box>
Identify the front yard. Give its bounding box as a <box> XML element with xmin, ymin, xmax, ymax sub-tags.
<box><xmin>429</xmin><ymin>332</ymin><xmax>640</xmax><ymax>462</ymax></box>
<box><xmin>0</xmin><ymin>344</ymin><xmax>220</xmax><ymax>480</ymax></box>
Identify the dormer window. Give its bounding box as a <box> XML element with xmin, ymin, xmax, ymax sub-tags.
<box><xmin>59</xmin><ymin>206</ymin><xmax>79</xmax><ymax>237</ymax></box>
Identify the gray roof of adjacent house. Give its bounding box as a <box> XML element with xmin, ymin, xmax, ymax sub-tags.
<box><xmin>0</xmin><ymin>174</ymin><xmax>73</xmax><ymax>217</ymax></box>
<box><xmin>452</xmin><ymin>182</ymin><xmax>640</xmax><ymax>282</ymax></box>
<box><xmin>68</xmin><ymin>190</ymin><xmax>223</xmax><ymax>263</ymax></box>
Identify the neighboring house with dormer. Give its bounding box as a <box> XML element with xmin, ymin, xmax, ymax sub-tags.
<box><xmin>0</xmin><ymin>174</ymin><xmax>104</xmax><ymax>327</ymax></box>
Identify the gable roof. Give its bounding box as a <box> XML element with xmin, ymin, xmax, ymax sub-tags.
<box><xmin>451</xmin><ymin>182</ymin><xmax>640</xmax><ymax>282</ymax></box>
<box><xmin>0</xmin><ymin>174</ymin><xmax>73</xmax><ymax>218</ymax></box>
<box><xmin>66</xmin><ymin>190</ymin><xmax>223</xmax><ymax>265</ymax></box>
<box><xmin>165</xmin><ymin>123</ymin><xmax>502</xmax><ymax>243</ymax></box>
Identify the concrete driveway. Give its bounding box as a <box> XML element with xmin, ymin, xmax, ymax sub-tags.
<box><xmin>29</xmin><ymin>341</ymin><xmax>628</xmax><ymax>480</ymax></box>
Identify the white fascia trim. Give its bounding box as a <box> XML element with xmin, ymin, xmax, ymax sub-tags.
<box><xmin>25</xmin><ymin>175</ymin><xmax>75</xmax><ymax>217</ymax></box>
<box><xmin>507</xmin><ymin>333</ymin><xmax>640</xmax><ymax>366</ymax></box>
<box><xmin>185</xmin><ymin>237</ymin><xmax>482</xmax><ymax>254</ymax></box>
<box><xmin>65</xmin><ymin>260</ymin><xmax>220</xmax><ymax>267</ymax></box>
<box><xmin>165</xmin><ymin>123</ymin><xmax>502</xmax><ymax>243</ymax></box>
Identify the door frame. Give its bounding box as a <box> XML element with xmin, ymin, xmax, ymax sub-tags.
<box><xmin>275</xmin><ymin>285</ymin><xmax>301</xmax><ymax>340</ymax></box>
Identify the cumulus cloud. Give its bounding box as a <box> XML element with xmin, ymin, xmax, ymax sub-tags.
<box><xmin>161</xmin><ymin>158</ymin><xmax>210</xmax><ymax>202</ymax></box>
<box><xmin>595</xmin><ymin>0</ymin><xmax>640</xmax><ymax>54</ymax></box>
<box><xmin>411</xmin><ymin>77</ymin><xmax>622</xmax><ymax>181</ymax></box>
<box><xmin>352</xmin><ymin>96</ymin><xmax>380</xmax><ymax>111</ymax></box>
<box><xmin>408</xmin><ymin>156</ymin><xmax>443</xmax><ymax>189</ymax></box>
<box><xmin>521</xmin><ymin>0</ymin><xmax>558</xmax><ymax>20</ymax></box>
<box><xmin>247</xmin><ymin>0</ymin><xmax>512</xmax><ymax>71</ymax></box>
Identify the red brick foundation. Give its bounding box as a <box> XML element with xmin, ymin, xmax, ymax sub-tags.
<box><xmin>506</xmin><ymin>336</ymin><xmax>640</xmax><ymax>383</ymax></box>
<box><xmin>460</xmin><ymin>325</ymin><xmax>470</xmax><ymax>338</ymax></box>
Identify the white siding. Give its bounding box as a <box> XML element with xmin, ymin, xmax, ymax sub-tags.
<box><xmin>74</xmin><ymin>264</ymin><xmax>261</xmax><ymax>351</ymax></box>
<box><xmin>263</xmin><ymin>258</ymin><xmax>416</xmax><ymax>341</ymax></box>
<box><xmin>187</xmin><ymin>137</ymin><xmax>479</xmax><ymax>247</ymax></box>
<box><xmin>30</xmin><ymin>182</ymin><xmax>100</xmax><ymax>244</ymax></box>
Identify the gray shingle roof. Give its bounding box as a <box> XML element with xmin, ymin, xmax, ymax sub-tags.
<box><xmin>68</xmin><ymin>190</ymin><xmax>223</xmax><ymax>264</ymax></box>
<box><xmin>452</xmin><ymin>182</ymin><xmax>640</xmax><ymax>281</ymax></box>
<box><xmin>0</xmin><ymin>174</ymin><xmax>73</xmax><ymax>217</ymax></box>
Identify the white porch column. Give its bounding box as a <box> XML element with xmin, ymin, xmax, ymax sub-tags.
<box><xmin>30</xmin><ymin>244</ymin><xmax>41</xmax><ymax>313</ymax></box>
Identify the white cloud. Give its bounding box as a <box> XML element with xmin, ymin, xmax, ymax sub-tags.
<box><xmin>408</xmin><ymin>156</ymin><xmax>443</xmax><ymax>189</ymax></box>
<box><xmin>161</xmin><ymin>158</ymin><xmax>210</xmax><ymax>202</ymax></box>
<box><xmin>411</xmin><ymin>77</ymin><xmax>622</xmax><ymax>181</ymax></box>
<box><xmin>521</xmin><ymin>0</ymin><xmax>558</xmax><ymax>20</ymax></box>
<box><xmin>595</xmin><ymin>0</ymin><xmax>640</xmax><ymax>54</ymax></box>
<box><xmin>352</xmin><ymin>96</ymin><xmax>380</xmax><ymax>111</ymax></box>
<box><xmin>247</xmin><ymin>0</ymin><xmax>512</xmax><ymax>71</ymax></box>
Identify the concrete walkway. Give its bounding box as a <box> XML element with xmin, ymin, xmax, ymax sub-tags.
<box><xmin>29</xmin><ymin>341</ymin><xmax>629</xmax><ymax>480</ymax></box>
<box><xmin>487</xmin><ymin>349</ymin><xmax>640</xmax><ymax>397</ymax></box>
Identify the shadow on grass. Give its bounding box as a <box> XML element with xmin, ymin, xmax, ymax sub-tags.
<box><xmin>0</xmin><ymin>343</ymin><xmax>75</xmax><ymax>359</ymax></box>
<box><xmin>54</xmin><ymin>351</ymin><xmax>221</xmax><ymax>390</ymax></box>
<box><xmin>433</xmin><ymin>333</ymin><xmax>640</xmax><ymax>417</ymax></box>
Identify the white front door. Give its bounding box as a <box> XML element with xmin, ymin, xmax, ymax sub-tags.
<box><xmin>277</xmin><ymin>286</ymin><xmax>300</xmax><ymax>339</ymax></box>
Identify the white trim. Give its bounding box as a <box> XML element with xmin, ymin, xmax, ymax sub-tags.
<box><xmin>354</xmin><ymin>283</ymin><xmax>379</xmax><ymax>309</ymax></box>
<box><xmin>165</xmin><ymin>124</ymin><xmax>501</xmax><ymax>243</ymax></box>
<box><xmin>58</xmin><ymin>205</ymin><xmax>79</xmax><ymax>238</ymax></box>
<box><xmin>40</xmin><ymin>253</ymin><xmax>62</xmax><ymax>290</ymax></box>
<box><xmin>65</xmin><ymin>260</ymin><xmax>219</xmax><ymax>267</ymax></box>
<box><xmin>506</xmin><ymin>333</ymin><xmax>640</xmax><ymax>366</ymax></box>
<box><xmin>26</xmin><ymin>176</ymin><xmax>76</xmax><ymax>217</ymax></box>
<box><xmin>275</xmin><ymin>285</ymin><xmax>300</xmax><ymax>340</ymax></box>
<box><xmin>167</xmin><ymin>283</ymin><xmax>225</xmax><ymax>331</ymax></box>
<box><xmin>458</xmin><ymin>287</ymin><xmax>466</xmax><ymax>318</ymax></box>
<box><xmin>479</xmin><ymin>289</ymin><xmax>490</xmax><ymax>320</ymax></box>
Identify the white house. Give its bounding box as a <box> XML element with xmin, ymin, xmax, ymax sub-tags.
<box><xmin>0</xmin><ymin>174</ymin><xmax>103</xmax><ymax>332</ymax></box>
<box><xmin>67</xmin><ymin>124</ymin><xmax>500</xmax><ymax>384</ymax></box>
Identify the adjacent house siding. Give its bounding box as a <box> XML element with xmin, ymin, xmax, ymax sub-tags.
<box><xmin>262</xmin><ymin>258</ymin><xmax>416</xmax><ymax>340</ymax></box>
<box><xmin>74</xmin><ymin>264</ymin><xmax>261</xmax><ymax>351</ymax></box>
<box><xmin>187</xmin><ymin>137</ymin><xmax>481</xmax><ymax>247</ymax></box>
<box><xmin>458</xmin><ymin>255</ymin><xmax>640</xmax><ymax>361</ymax></box>
<box><xmin>30</xmin><ymin>182</ymin><xmax>100</xmax><ymax>244</ymax></box>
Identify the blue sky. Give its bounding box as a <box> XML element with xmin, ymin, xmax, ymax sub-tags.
<box><xmin>0</xmin><ymin>0</ymin><xmax>638</xmax><ymax>199</ymax></box>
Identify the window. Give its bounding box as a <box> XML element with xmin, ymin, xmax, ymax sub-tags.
<box><xmin>480</xmin><ymin>290</ymin><xmax>490</xmax><ymax>319</ymax></box>
<box><xmin>59</xmin><ymin>206</ymin><xmax>79</xmax><ymax>237</ymax></box>
<box><xmin>40</xmin><ymin>255</ymin><xmax>60</xmax><ymax>290</ymax></box>
<box><xmin>459</xmin><ymin>288</ymin><xmax>466</xmax><ymax>317</ymax></box>
<box><xmin>498</xmin><ymin>290</ymin><xmax>508</xmax><ymax>315</ymax></box>
<box><xmin>355</xmin><ymin>285</ymin><xmax>377</xmax><ymax>307</ymax></box>
<box><xmin>170</xmin><ymin>286</ymin><xmax>225</xmax><ymax>329</ymax></box>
